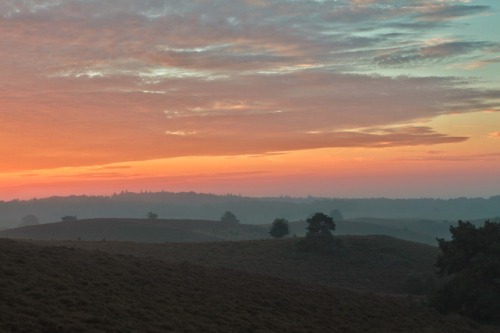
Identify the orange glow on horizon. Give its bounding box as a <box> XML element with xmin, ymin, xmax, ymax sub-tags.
<box><xmin>1</xmin><ymin>111</ymin><xmax>500</xmax><ymax>200</ymax></box>
<box><xmin>1</xmin><ymin>1</ymin><xmax>499</xmax><ymax>200</ymax></box>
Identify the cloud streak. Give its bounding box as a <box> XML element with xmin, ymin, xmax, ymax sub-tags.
<box><xmin>489</xmin><ymin>131</ymin><xmax>500</xmax><ymax>139</ymax></box>
<box><xmin>0</xmin><ymin>0</ymin><xmax>499</xmax><ymax>172</ymax></box>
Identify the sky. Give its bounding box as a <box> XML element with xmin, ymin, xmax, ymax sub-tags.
<box><xmin>0</xmin><ymin>0</ymin><xmax>499</xmax><ymax>200</ymax></box>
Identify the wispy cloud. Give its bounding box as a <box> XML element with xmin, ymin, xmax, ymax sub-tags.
<box><xmin>454</xmin><ymin>57</ymin><xmax>500</xmax><ymax>69</ymax></box>
<box><xmin>416</xmin><ymin>4</ymin><xmax>489</xmax><ymax>21</ymax></box>
<box><xmin>394</xmin><ymin>152</ymin><xmax>500</xmax><ymax>162</ymax></box>
<box><xmin>374</xmin><ymin>41</ymin><xmax>491</xmax><ymax>66</ymax></box>
<box><xmin>489</xmin><ymin>131</ymin><xmax>500</xmax><ymax>139</ymax></box>
<box><xmin>0</xmin><ymin>0</ymin><xmax>499</xmax><ymax>172</ymax></box>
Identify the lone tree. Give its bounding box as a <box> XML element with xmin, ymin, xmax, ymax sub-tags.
<box><xmin>20</xmin><ymin>214</ymin><xmax>39</xmax><ymax>227</ymax></box>
<box><xmin>147</xmin><ymin>211</ymin><xmax>158</xmax><ymax>219</ymax></box>
<box><xmin>329</xmin><ymin>209</ymin><xmax>344</xmax><ymax>222</ymax></box>
<box><xmin>61</xmin><ymin>215</ymin><xmax>77</xmax><ymax>222</ymax></box>
<box><xmin>270</xmin><ymin>218</ymin><xmax>289</xmax><ymax>239</ymax></box>
<box><xmin>431</xmin><ymin>220</ymin><xmax>500</xmax><ymax>323</ymax></box>
<box><xmin>221</xmin><ymin>211</ymin><xmax>239</xmax><ymax>224</ymax></box>
<box><xmin>298</xmin><ymin>212</ymin><xmax>336</xmax><ymax>254</ymax></box>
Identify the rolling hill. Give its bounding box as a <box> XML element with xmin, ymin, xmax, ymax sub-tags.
<box><xmin>0</xmin><ymin>216</ymin><xmax>448</xmax><ymax>246</ymax></box>
<box><xmin>37</xmin><ymin>235</ymin><xmax>439</xmax><ymax>295</ymax></box>
<box><xmin>289</xmin><ymin>219</ymin><xmax>441</xmax><ymax>245</ymax></box>
<box><xmin>1</xmin><ymin>217</ymin><xmax>444</xmax><ymax>294</ymax></box>
<box><xmin>0</xmin><ymin>218</ymin><xmax>269</xmax><ymax>242</ymax></box>
<box><xmin>0</xmin><ymin>238</ymin><xmax>495</xmax><ymax>332</ymax></box>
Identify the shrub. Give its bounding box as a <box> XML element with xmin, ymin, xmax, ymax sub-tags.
<box><xmin>269</xmin><ymin>218</ymin><xmax>289</xmax><ymax>239</ymax></box>
<box><xmin>221</xmin><ymin>211</ymin><xmax>239</xmax><ymax>224</ymax></box>
<box><xmin>61</xmin><ymin>216</ymin><xmax>78</xmax><ymax>222</ymax></box>
<box><xmin>147</xmin><ymin>212</ymin><xmax>158</xmax><ymax>219</ymax></box>
<box><xmin>430</xmin><ymin>220</ymin><xmax>500</xmax><ymax>323</ymax></box>
<box><xmin>20</xmin><ymin>215</ymin><xmax>39</xmax><ymax>227</ymax></box>
<box><xmin>297</xmin><ymin>213</ymin><xmax>336</xmax><ymax>254</ymax></box>
<box><xmin>329</xmin><ymin>209</ymin><xmax>344</xmax><ymax>222</ymax></box>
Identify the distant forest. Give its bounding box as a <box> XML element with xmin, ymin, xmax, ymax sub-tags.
<box><xmin>1</xmin><ymin>192</ymin><xmax>499</xmax><ymax>228</ymax></box>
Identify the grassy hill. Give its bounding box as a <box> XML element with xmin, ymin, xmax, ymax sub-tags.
<box><xmin>38</xmin><ymin>235</ymin><xmax>439</xmax><ymax>295</ymax></box>
<box><xmin>0</xmin><ymin>218</ymin><xmax>269</xmax><ymax>242</ymax></box>
<box><xmin>287</xmin><ymin>219</ymin><xmax>442</xmax><ymax>245</ymax></box>
<box><xmin>1</xmin><ymin>216</ymin><xmax>448</xmax><ymax>246</ymax></box>
<box><xmin>0</xmin><ymin>217</ymin><xmax>448</xmax><ymax>293</ymax></box>
<box><xmin>350</xmin><ymin>217</ymin><xmax>452</xmax><ymax>238</ymax></box>
<box><xmin>0</xmin><ymin>238</ymin><xmax>495</xmax><ymax>332</ymax></box>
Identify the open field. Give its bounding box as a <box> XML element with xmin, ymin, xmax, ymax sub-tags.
<box><xmin>2</xmin><ymin>218</ymin><xmax>443</xmax><ymax>293</ymax></box>
<box><xmin>0</xmin><ymin>216</ymin><xmax>449</xmax><ymax>246</ymax></box>
<box><xmin>0</xmin><ymin>238</ymin><xmax>496</xmax><ymax>332</ymax></box>
<box><xmin>37</xmin><ymin>235</ymin><xmax>439</xmax><ymax>295</ymax></box>
<box><xmin>0</xmin><ymin>218</ymin><xmax>269</xmax><ymax>243</ymax></box>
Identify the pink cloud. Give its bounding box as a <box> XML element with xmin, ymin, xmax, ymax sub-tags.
<box><xmin>0</xmin><ymin>0</ymin><xmax>498</xmax><ymax>172</ymax></box>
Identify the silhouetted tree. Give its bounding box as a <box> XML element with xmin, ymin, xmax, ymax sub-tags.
<box><xmin>329</xmin><ymin>209</ymin><xmax>344</xmax><ymax>222</ymax></box>
<box><xmin>147</xmin><ymin>211</ymin><xmax>158</xmax><ymax>219</ymax></box>
<box><xmin>20</xmin><ymin>214</ymin><xmax>39</xmax><ymax>227</ymax></box>
<box><xmin>298</xmin><ymin>212</ymin><xmax>336</xmax><ymax>254</ymax></box>
<box><xmin>431</xmin><ymin>220</ymin><xmax>500</xmax><ymax>323</ymax></box>
<box><xmin>221</xmin><ymin>211</ymin><xmax>239</xmax><ymax>224</ymax></box>
<box><xmin>61</xmin><ymin>215</ymin><xmax>77</xmax><ymax>222</ymax></box>
<box><xmin>307</xmin><ymin>212</ymin><xmax>335</xmax><ymax>237</ymax></box>
<box><xmin>270</xmin><ymin>218</ymin><xmax>289</xmax><ymax>239</ymax></box>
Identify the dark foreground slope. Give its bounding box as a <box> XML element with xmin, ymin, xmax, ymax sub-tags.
<box><xmin>42</xmin><ymin>235</ymin><xmax>438</xmax><ymax>294</ymax></box>
<box><xmin>0</xmin><ymin>239</ymin><xmax>494</xmax><ymax>333</ymax></box>
<box><xmin>0</xmin><ymin>218</ymin><xmax>268</xmax><ymax>242</ymax></box>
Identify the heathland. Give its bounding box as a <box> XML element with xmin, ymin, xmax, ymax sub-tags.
<box><xmin>1</xmin><ymin>215</ymin><xmax>498</xmax><ymax>332</ymax></box>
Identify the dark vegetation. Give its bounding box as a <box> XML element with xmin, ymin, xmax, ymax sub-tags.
<box><xmin>329</xmin><ymin>208</ymin><xmax>344</xmax><ymax>221</ymax></box>
<box><xmin>1</xmin><ymin>237</ymin><xmax>497</xmax><ymax>332</ymax></box>
<box><xmin>220</xmin><ymin>210</ymin><xmax>239</xmax><ymax>224</ymax></box>
<box><xmin>297</xmin><ymin>212</ymin><xmax>336</xmax><ymax>254</ymax></box>
<box><xmin>431</xmin><ymin>220</ymin><xmax>500</xmax><ymax>323</ymax></box>
<box><xmin>36</xmin><ymin>235</ymin><xmax>439</xmax><ymax>295</ymax></box>
<box><xmin>269</xmin><ymin>218</ymin><xmax>289</xmax><ymax>238</ymax></box>
<box><xmin>1</xmin><ymin>212</ymin><xmax>499</xmax><ymax>330</ymax></box>
<box><xmin>288</xmin><ymin>218</ymin><xmax>448</xmax><ymax>245</ymax></box>
<box><xmin>147</xmin><ymin>211</ymin><xmax>158</xmax><ymax>219</ymax></box>
<box><xmin>19</xmin><ymin>214</ymin><xmax>38</xmax><ymax>227</ymax></box>
<box><xmin>61</xmin><ymin>215</ymin><xmax>77</xmax><ymax>222</ymax></box>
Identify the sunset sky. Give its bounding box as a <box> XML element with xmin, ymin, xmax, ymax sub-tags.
<box><xmin>1</xmin><ymin>0</ymin><xmax>499</xmax><ymax>200</ymax></box>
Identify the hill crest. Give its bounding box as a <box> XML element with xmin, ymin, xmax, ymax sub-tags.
<box><xmin>0</xmin><ymin>218</ymin><xmax>269</xmax><ymax>242</ymax></box>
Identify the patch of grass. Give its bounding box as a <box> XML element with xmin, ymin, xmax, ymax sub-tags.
<box><xmin>44</xmin><ymin>235</ymin><xmax>439</xmax><ymax>294</ymax></box>
<box><xmin>0</xmin><ymin>218</ymin><xmax>270</xmax><ymax>243</ymax></box>
<box><xmin>1</xmin><ymin>238</ymin><xmax>498</xmax><ymax>332</ymax></box>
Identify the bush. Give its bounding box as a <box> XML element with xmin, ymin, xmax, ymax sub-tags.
<box><xmin>269</xmin><ymin>218</ymin><xmax>289</xmax><ymax>239</ymax></box>
<box><xmin>20</xmin><ymin>215</ymin><xmax>39</xmax><ymax>227</ymax></box>
<box><xmin>61</xmin><ymin>216</ymin><xmax>77</xmax><ymax>222</ymax></box>
<box><xmin>329</xmin><ymin>209</ymin><xmax>344</xmax><ymax>222</ymax></box>
<box><xmin>297</xmin><ymin>212</ymin><xmax>336</xmax><ymax>254</ymax></box>
<box><xmin>147</xmin><ymin>212</ymin><xmax>158</xmax><ymax>219</ymax></box>
<box><xmin>221</xmin><ymin>211</ymin><xmax>239</xmax><ymax>224</ymax></box>
<box><xmin>430</xmin><ymin>220</ymin><xmax>500</xmax><ymax>323</ymax></box>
